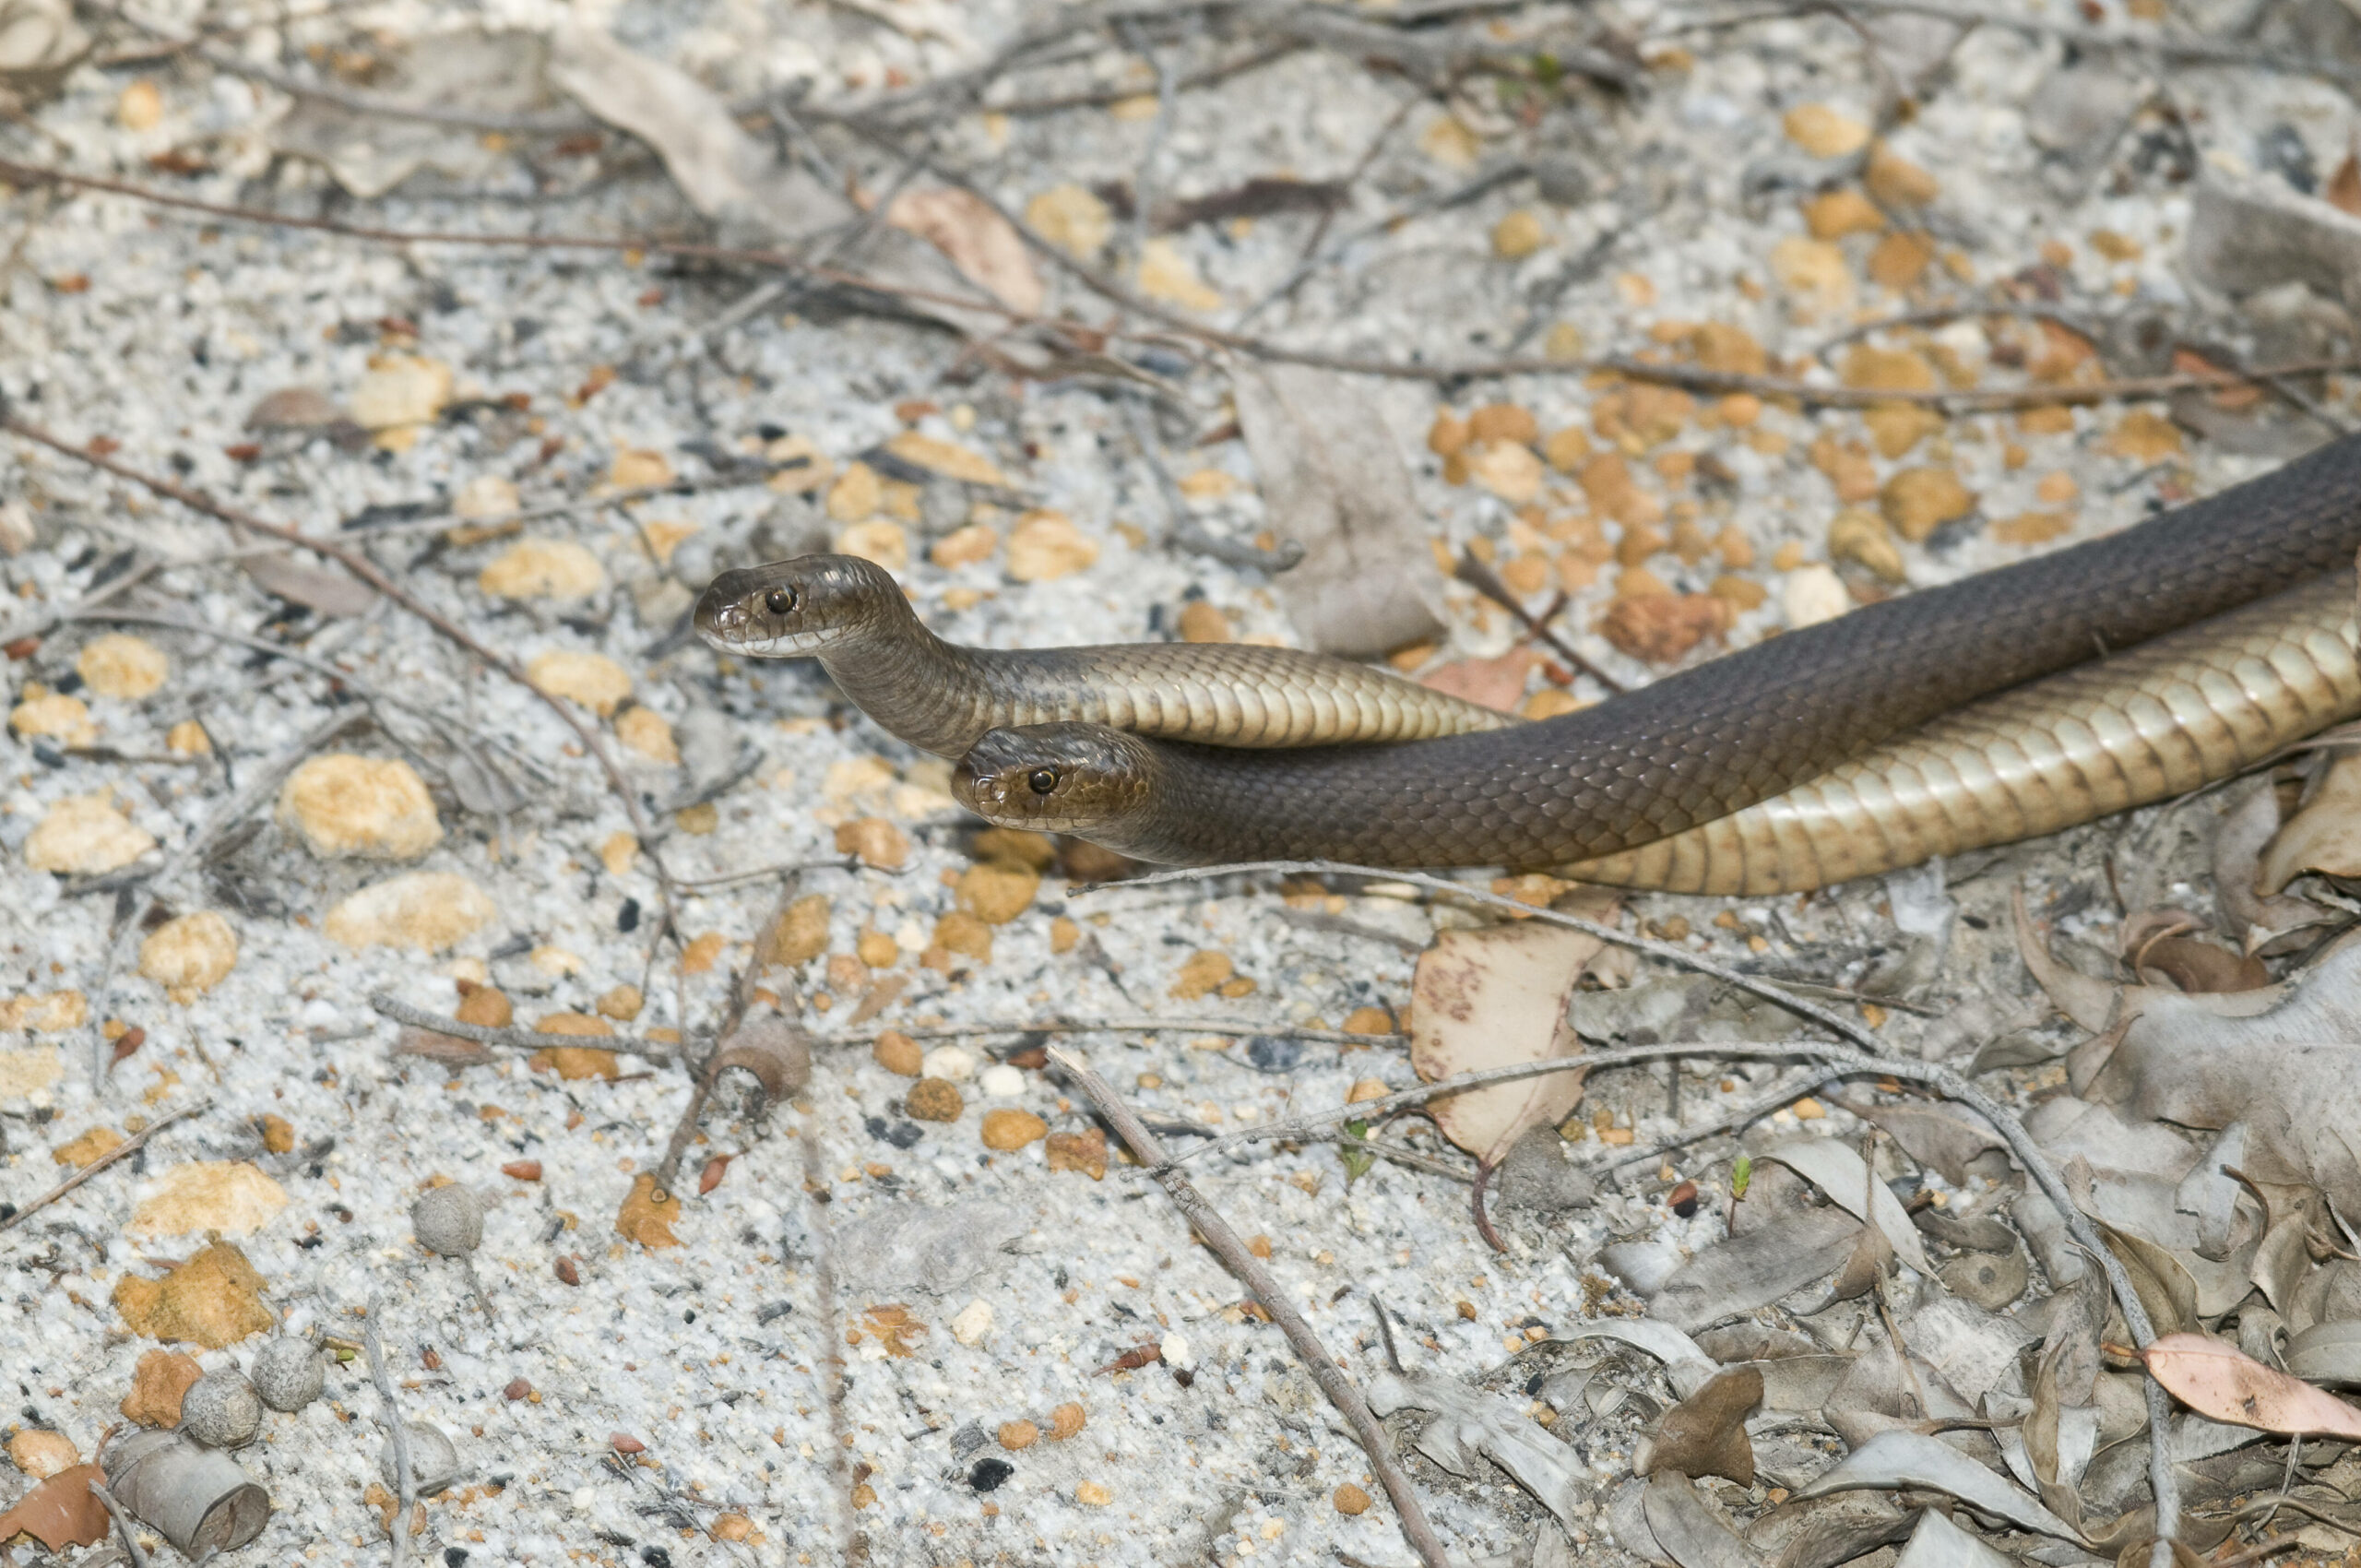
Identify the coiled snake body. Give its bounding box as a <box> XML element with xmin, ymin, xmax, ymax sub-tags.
<box><xmin>696</xmin><ymin>434</ymin><xmax>2361</xmax><ymax>892</ymax></box>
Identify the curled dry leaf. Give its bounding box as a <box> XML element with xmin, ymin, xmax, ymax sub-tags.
<box><xmin>1364</xmin><ymin>1369</ymin><xmax>1589</xmax><ymax>1528</ymax></box>
<box><xmin>708</xmin><ymin>1013</ymin><xmax>812</xmax><ymax>1099</ymax></box>
<box><xmin>1893</xmin><ymin>1506</ymin><xmax>2018</xmax><ymax>1568</ymax></box>
<box><xmin>0</xmin><ymin>1462</ymin><xmax>109</xmax><ymax>1550</ymax></box>
<box><xmin>1641</xmin><ymin>1470</ymin><xmax>1765</xmax><ymax>1568</ymax></box>
<box><xmin>2211</xmin><ymin>781</ymin><xmax>2331</xmax><ymax>952</ymax></box>
<box><xmin>101</xmin><ymin>1430</ymin><xmax>270</xmax><ymax>1555</ymax></box>
<box><xmin>273</xmin><ymin>31</ymin><xmax>552</xmax><ymax>199</ymax></box>
<box><xmin>244</xmin><ymin>386</ymin><xmax>346</xmax><ymax>431</ymax></box>
<box><xmin>1793</xmin><ymin>1429</ymin><xmax>2082</xmax><ymax>1541</ymax></box>
<box><xmin>2284</xmin><ymin>1320</ymin><xmax>2361</xmax><ymax>1387</ymax></box>
<box><xmin>1757</xmin><ymin>1139</ymin><xmax>1932</xmax><ymax>1277</ymax></box>
<box><xmin>2139</xmin><ymin>1330</ymin><xmax>2361</xmax><ymax>1439</ymax></box>
<box><xmin>1232</xmin><ymin>362</ymin><xmax>1445</xmax><ymax>658</ymax></box>
<box><xmin>2258</xmin><ymin>754</ymin><xmax>2361</xmax><ymax>891</ymax></box>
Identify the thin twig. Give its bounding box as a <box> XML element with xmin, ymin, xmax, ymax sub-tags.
<box><xmin>827</xmin><ymin>1016</ymin><xmax>1407</xmax><ymax>1049</ymax></box>
<box><xmin>1052</xmin><ymin>1046</ymin><xmax>1453</xmax><ymax>1568</ymax></box>
<box><xmin>95</xmin><ymin>711</ymin><xmax>369</xmax><ymax>1080</ymax></box>
<box><xmin>87</xmin><ymin>1480</ymin><xmax>152</xmax><ymax>1568</ymax></box>
<box><xmin>1090</xmin><ymin>861</ymin><xmax>1882</xmax><ymax>1050</ymax></box>
<box><xmin>4</xmin><ymin>157</ymin><xmax>2349</xmax><ymax>404</ymax></box>
<box><xmin>1088</xmin><ymin>859</ymin><xmax>2179</xmax><ymax>1548</ymax></box>
<box><xmin>1169</xmin><ymin>1039</ymin><xmax>1837</xmax><ymax>1168</ymax></box>
<box><xmin>369</xmin><ymin>994</ymin><xmax>682</xmax><ymax>1065</ymax></box>
<box><xmin>361</xmin><ymin>1299</ymin><xmax>415</xmax><ymax>1568</ymax></box>
<box><xmin>2</xmin><ymin>411</ymin><xmax>678</xmax><ymax>950</ymax></box>
<box><xmin>1453</xmin><ymin>546</ymin><xmax>1625</xmax><ymax>694</ymax></box>
<box><xmin>0</xmin><ymin>1099</ymin><xmax>209</xmax><ymax>1234</ymax></box>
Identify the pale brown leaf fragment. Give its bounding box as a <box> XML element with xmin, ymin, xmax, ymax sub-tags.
<box><xmin>884</xmin><ymin>186</ymin><xmax>1045</xmax><ymax>315</ymax></box>
<box><xmin>0</xmin><ymin>1463</ymin><xmax>109</xmax><ymax>1549</ymax></box>
<box><xmin>1233</xmin><ymin>362</ymin><xmax>1446</xmax><ymax>658</ymax></box>
<box><xmin>2331</xmin><ymin>153</ymin><xmax>2361</xmax><ymax>218</ymax></box>
<box><xmin>2138</xmin><ymin>1330</ymin><xmax>2361</xmax><ymax>1439</ymax></box>
<box><xmin>707</xmin><ymin>1013</ymin><xmax>811</xmax><ymax>1099</ymax></box>
<box><xmin>1409</xmin><ymin>920</ymin><xmax>1601</xmax><ymax>1170</ymax></box>
<box><xmin>1419</xmin><ymin>647</ymin><xmax>1536</xmax><ymax>713</ymax></box>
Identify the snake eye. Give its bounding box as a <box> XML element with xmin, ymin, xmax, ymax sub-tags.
<box><xmin>764</xmin><ymin>586</ymin><xmax>799</xmax><ymax>616</ymax></box>
<box><xmin>1026</xmin><ymin>768</ymin><xmax>1059</xmax><ymax>796</ymax></box>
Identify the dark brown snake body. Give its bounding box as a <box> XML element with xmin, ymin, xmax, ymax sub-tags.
<box><xmin>697</xmin><ymin>434</ymin><xmax>2361</xmax><ymax>885</ymax></box>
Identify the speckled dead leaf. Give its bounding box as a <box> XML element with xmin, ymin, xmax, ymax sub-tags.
<box><xmin>1232</xmin><ymin>362</ymin><xmax>1444</xmax><ymax>658</ymax></box>
<box><xmin>2140</xmin><ymin>1330</ymin><xmax>2361</xmax><ymax>1438</ymax></box>
<box><xmin>614</xmin><ymin>1173</ymin><xmax>682</xmax><ymax>1249</ymax></box>
<box><xmin>0</xmin><ymin>1462</ymin><xmax>108</xmax><ymax>1550</ymax></box>
<box><xmin>1410</xmin><ymin>920</ymin><xmax>1600</xmax><ymax>1170</ymax></box>
<box><xmin>2285</xmin><ymin>1320</ymin><xmax>2361</xmax><ymax>1387</ymax></box>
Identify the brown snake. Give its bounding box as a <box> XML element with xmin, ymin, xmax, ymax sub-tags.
<box><xmin>696</xmin><ymin>435</ymin><xmax>2361</xmax><ymax>889</ymax></box>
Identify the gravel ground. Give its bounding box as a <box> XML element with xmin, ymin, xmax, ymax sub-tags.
<box><xmin>2</xmin><ymin>0</ymin><xmax>2355</xmax><ymax>1562</ymax></box>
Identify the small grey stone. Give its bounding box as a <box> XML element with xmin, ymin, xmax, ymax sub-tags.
<box><xmin>411</xmin><ymin>1183</ymin><xmax>484</xmax><ymax>1256</ymax></box>
<box><xmin>181</xmin><ymin>1369</ymin><xmax>264</xmax><ymax>1447</ymax></box>
<box><xmin>251</xmin><ymin>1336</ymin><xmax>323</xmax><ymax>1411</ymax></box>
<box><xmin>381</xmin><ymin>1420</ymin><xmax>460</xmax><ymax>1494</ymax></box>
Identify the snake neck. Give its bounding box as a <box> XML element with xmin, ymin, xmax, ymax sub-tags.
<box><xmin>816</xmin><ymin>597</ymin><xmax>1000</xmax><ymax>758</ymax></box>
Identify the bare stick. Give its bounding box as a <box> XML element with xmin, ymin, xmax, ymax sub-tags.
<box><xmin>1169</xmin><ymin>1040</ymin><xmax>1839</xmax><ymax>1168</ymax></box>
<box><xmin>0</xmin><ymin>1099</ymin><xmax>208</xmax><ymax>1234</ymax></box>
<box><xmin>1</xmin><ymin>412</ymin><xmax>677</xmax><ymax>940</ymax></box>
<box><xmin>1453</xmin><ymin>546</ymin><xmax>1625</xmax><ymax>695</ymax></box>
<box><xmin>1051</xmin><ymin>1046</ymin><xmax>1453</xmax><ymax>1568</ymax></box>
<box><xmin>1088</xmin><ymin>861</ymin><xmax>1882</xmax><ymax>1051</ymax></box>
<box><xmin>368</xmin><ymin>993</ymin><xmax>681</xmax><ymax>1066</ymax></box>
<box><xmin>828</xmin><ymin>1016</ymin><xmax>1406</xmax><ymax>1048</ymax></box>
<box><xmin>87</xmin><ymin>1479</ymin><xmax>153</xmax><ymax>1568</ymax></box>
<box><xmin>5</xmin><ymin>157</ymin><xmax>2343</xmax><ymax>406</ymax></box>
<box><xmin>361</xmin><ymin>1299</ymin><xmax>414</xmax><ymax>1568</ymax></box>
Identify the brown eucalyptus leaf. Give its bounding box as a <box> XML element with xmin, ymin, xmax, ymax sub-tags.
<box><xmin>1639</xmin><ymin>1366</ymin><xmax>1762</xmax><ymax>1486</ymax></box>
<box><xmin>1233</xmin><ymin>361</ymin><xmax>1445</xmax><ymax>658</ymax></box>
<box><xmin>0</xmin><ymin>1463</ymin><xmax>109</xmax><ymax>1549</ymax></box>
<box><xmin>1409</xmin><ymin>920</ymin><xmax>1602</xmax><ymax>1170</ymax></box>
<box><xmin>2139</xmin><ymin>1330</ymin><xmax>2361</xmax><ymax>1439</ymax></box>
<box><xmin>709</xmin><ymin>1013</ymin><xmax>811</xmax><ymax>1099</ymax></box>
<box><xmin>2011</xmin><ymin>887</ymin><xmax>2119</xmax><ymax>1032</ymax></box>
<box><xmin>1793</xmin><ymin>1430</ymin><xmax>2082</xmax><ymax>1541</ymax></box>
<box><xmin>1651</xmin><ymin>1206</ymin><xmax>1864</xmax><ymax>1332</ymax></box>
<box><xmin>884</xmin><ymin>187</ymin><xmax>1043</xmax><ymax>315</ymax></box>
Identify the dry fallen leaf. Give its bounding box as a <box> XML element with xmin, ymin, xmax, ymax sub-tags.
<box><xmin>0</xmin><ymin>1462</ymin><xmax>109</xmax><ymax>1550</ymax></box>
<box><xmin>1638</xmin><ymin>1365</ymin><xmax>1762</xmax><ymax>1486</ymax></box>
<box><xmin>708</xmin><ymin>1013</ymin><xmax>811</xmax><ymax>1099</ymax></box>
<box><xmin>1232</xmin><ymin>362</ymin><xmax>1446</xmax><ymax>659</ymax></box>
<box><xmin>884</xmin><ymin>186</ymin><xmax>1044</xmax><ymax>315</ymax></box>
<box><xmin>112</xmin><ymin>1241</ymin><xmax>274</xmax><ymax>1348</ymax></box>
<box><xmin>2139</xmin><ymin>1330</ymin><xmax>2361</xmax><ymax>1438</ymax></box>
<box><xmin>1420</xmin><ymin>647</ymin><xmax>1537</xmax><ymax>713</ymax></box>
<box><xmin>2258</xmin><ymin>754</ymin><xmax>2361</xmax><ymax>891</ymax></box>
<box><xmin>1410</xmin><ymin>917</ymin><xmax>1602</xmax><ymax>1246</ymax></box>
